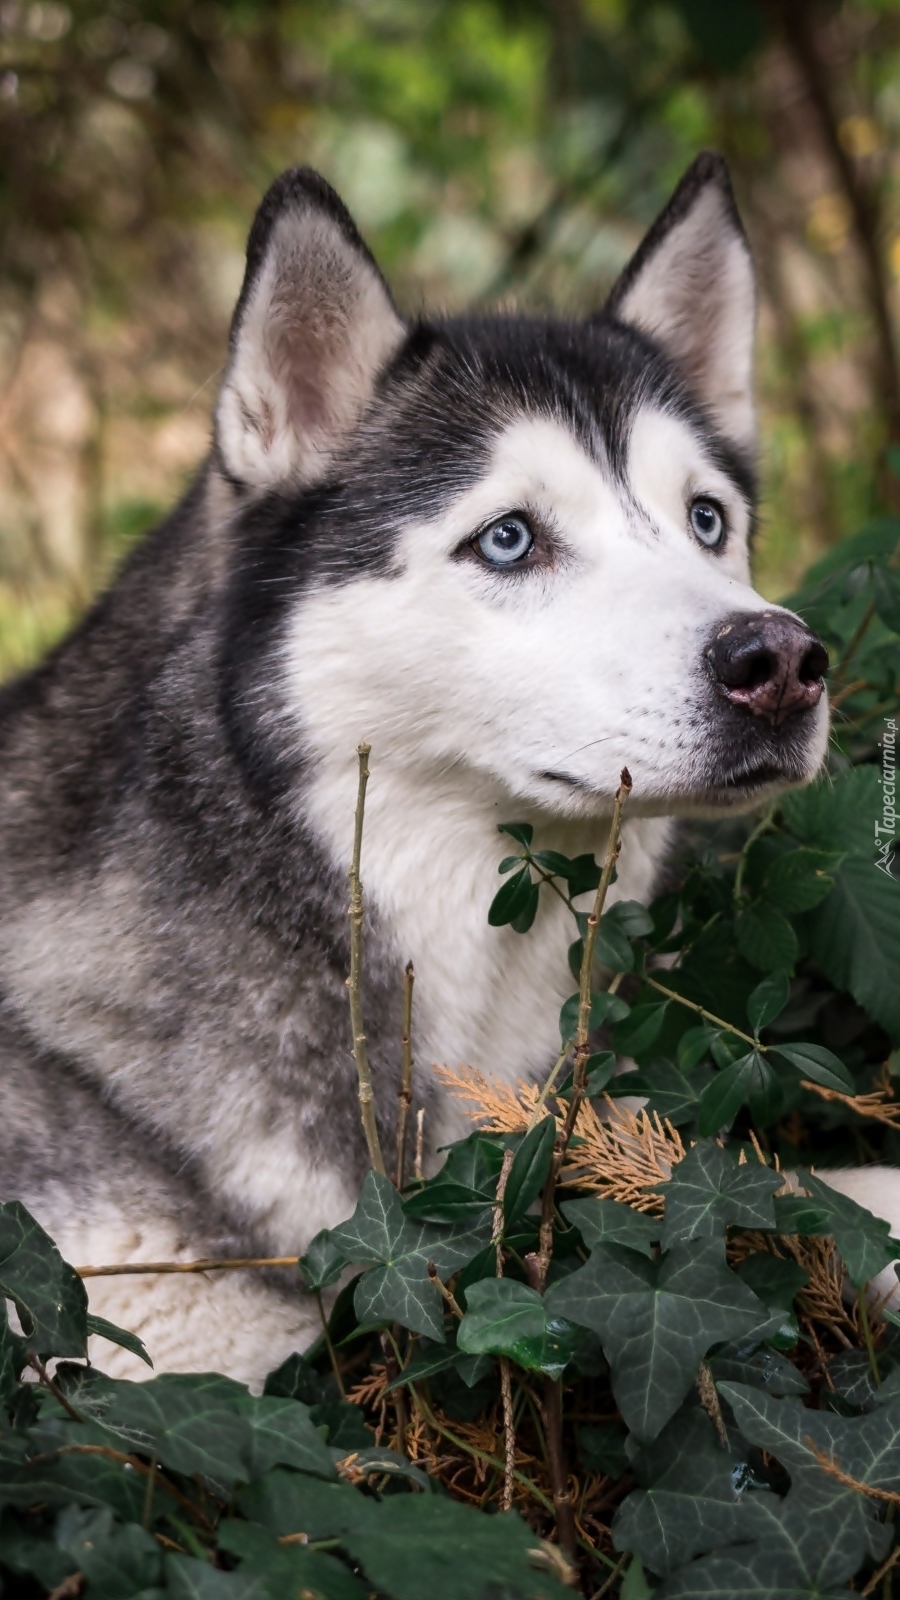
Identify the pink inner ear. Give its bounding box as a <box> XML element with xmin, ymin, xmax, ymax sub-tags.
<box><xmin>267</xmin><ymin>254</ymin><xmax>355</xmax><ymax>437</ymax></box>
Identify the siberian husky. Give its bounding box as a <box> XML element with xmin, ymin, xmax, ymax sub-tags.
<box><xmin>0</xmin><ymin>153</ymin><xmax>894</xmax><ymax>1384</ymax></box>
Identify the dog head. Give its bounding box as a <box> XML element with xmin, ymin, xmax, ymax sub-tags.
<box><xmin>213</xmin><ymin>155</ymin><xmax>829</xmax><ymax>820</ymax></box>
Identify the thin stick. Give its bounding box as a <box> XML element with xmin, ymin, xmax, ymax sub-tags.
<box><xmin>77</xmin><ymin>1255</ymin><xmax>300</xmax><ymax>1278</ymax></box>
<box><xmin>414</xmin><ymin>1107</ymin><xmax>425</xmax><ymax>1181</ymax></box>
<box><xmin>543</xmin><ymin>1377</ymin><xmax>577</xmax><ymax>1564</ymax></box>
<box><xmin>643</xmin><ymin>976</ymin><xmax>760</xmax><ymax>1050</ymax></box>
<box><xmin>493</xmin><ymin>1148</ymin><xmax>516</xmax><ymax>1513</ymax></box>
<box><xmin>395</xmin><ymin>962</ymin><xmax>415</xmax><ymax>1188</ymax></box>
<box><xmin>346</xmin><ymin>742</ymin><xmax>386</xmax><ymax>1175</ymax></box>
<box><xmin>27</xmin><ymin>1353</ymin><xmax>85</xmax><ymax>1424</ymax></box>
<box><xmin>427</xmin><ymin>1261</ymin><xmax>463</xmax><ymax>1319</ymax></box>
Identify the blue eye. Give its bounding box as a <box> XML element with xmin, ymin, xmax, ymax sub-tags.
<box><xmin>475</xmin><ymin>515</ymin><xmax>534</xmax><ymax>567</ymax></box>
<box><xmin>690</xmin><ymin>498</ymin><xmax>725</xmax><ymax>549</ymax></box>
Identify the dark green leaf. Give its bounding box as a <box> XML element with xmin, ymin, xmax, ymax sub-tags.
<box><xmin>735</xmin><ymin>904</ymin><xmax>798</xmax><ymax>973</ymax></box>
<box><xmin>559</xmin><ymin>990</ymin><xmax>629</xmax><ymax>1042</ymax></box>
<box><xmin>613</xmin><ymin>1407</ymin><xmax>777</xmax><ymax>1577</ymax></box>
<box><xmin>86</xmin><ymin>1313</ymin><xmax>152</xmax><ymax>1368</ymax></box>
<box><xmin>762</xmin><ymin>849</ymin><xmax>841</xmax><ymax>913</ymax></box>
<box><xmin>613</xmin><ymin>1002</ymin><xmax>669</xmax><ymax>1058</ymax></box>
<box><xmin>775</xmin><ymin>1042</ymin><xmax>854</xmax><ymax>1093</ymax></box>
<box><xmin>300</xmin><ymin>1229</ymin><xmax>347</xmax><ymax>1291</ymax></box>
<box><xmin>497</xmin><ymin>822</ymin><xmax>533</xmax><ymax>848</ymax></box>
<box><xmin>331</xmin><ymin>1171</ymin><xmax>488</xmax><ymax>1340</ymax></box>
<box><xmin>340</xmin><ymin>1490</ymin><xmax>571</xmax><ymax>1600</ymax></box>
<box><xmin>0</xmin><ymin>1200</ymin><xmax>88</xmax><ymax>1358</ymax></box>
<box><xmin>660</xmin><ymin>1142</ymin><xmax>782</xmax><ymax>1248</ymax></box>
<box><xmin>610</xmin><ymin>1058</ymin><xmax>714</xmax><ymax>1125</ymax></box>
<box><xmin>594</xmin><ymin>913</ymin><xmax>635</xmax><ymax>972</ymax></box>
<box><xmin>747</xmin><ymin>971</ymin><xmax>791</xmax><ymax>1035</ymax></box>
<box><xmin>696</xmin><ymin>1054</ymin><xmax>760</xmax><ymax>1136</ymax></box>
<box><xmin>561</xmin><ymin>1196</ymin><xmax>659</xmax><ymax>1258</ymax></box>
<box><xmin>546</xmin><ymin>1238</ymin><xmax>765</xmax><ymax>1441</ymax></box>
<box><xmin>605</xmin><ymin>900</ymin><xmax>656</xmax><ymax>939</ymax></box>
<box><xmin>510</xmin><ymin>881</ymin><xmax>540</xmax><ymax>933</ymax></box>
<box><xmin>218</xmin><ymin>1518</ymin><xmax>368</xmax><ymax>1599</ymax></box>
<box><xmin>803</xmin><ymin>851</ymin><xmax>900</xmax><ymax>1043</ymax></box>
<box><xmin>795</xmin><ymin>1171</ymin><xmax>900</xmax><ymax>1287</ymax></box>
<box><xmin>164</xmin><ymin>1554</ymin><xmax>263</xmax><ymax>1598</ymax></box>
<box><xmin>457</xmin><ymin>1279</ymin><xmax>580</xmax><ymax>1379</ymax></box>
<box><xmin>78</xmin><ymin>1523</ymin><xmax>163</xmax><ymax>1600</ymax></box>
<box><xmin>503</xmin><ymin>1116</ymin><xmax>556</xmax><ymax>1222</ymax></box>
<box><xmin>488</xmin><ymin>867</ymin><xmax>533</xmax><ymax>927</ymax></box>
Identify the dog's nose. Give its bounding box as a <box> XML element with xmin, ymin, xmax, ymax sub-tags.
<box><xmin>706</xmin><ymin>612</ymin><xmax>828</xmax><ymax>728</ymax></box>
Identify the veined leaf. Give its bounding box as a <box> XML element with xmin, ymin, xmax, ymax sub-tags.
<box><xmin>660</xmin><ymin>1142</ymin><xmax>782</xmax><ymax>1248</ymax></box>
<box><xmin>545</xmin><ymin>1237</ymin><xmax>765</xmax><ymax>1441</ymax></box>
<box><xmin>457</xmin><ymin>1278</ymin><xmax>580</xmax><ymax>1379</ymax></box>
<box><xmin>0</xmin><ymin>1201</ymin><xmax>88</xmax><ymax>1359</ymax></box>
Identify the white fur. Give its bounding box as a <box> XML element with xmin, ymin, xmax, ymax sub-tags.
<box><xmin>44</xmin><ymin>1207</ymin><xmax>318</xmax><ymax>1388</ymax></box>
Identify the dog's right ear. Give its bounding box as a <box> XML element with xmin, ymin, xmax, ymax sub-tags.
<box><xmin>214</xmin><ymin>169</ymin><xmax>405</xmax><ymax>490</ymax></box>
<box><xmin>604</xmin><ymin>152</ymin><xmax>756</xmax><ymax>455</ymax></box>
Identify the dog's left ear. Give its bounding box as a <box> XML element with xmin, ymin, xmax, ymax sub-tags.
<box><xmin>604</xmin><ymin>152</ymin><xmax>756</xmax><ymax>454</ymax></box>
<box><xmin>215</xmin><ymin>168</ymin><xmax>405</xmax><ymax>490</ymax></box>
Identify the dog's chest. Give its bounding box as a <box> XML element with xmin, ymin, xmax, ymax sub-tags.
<box><xmin>306</xmin><ymin>771</ymin><xmax>672</xmax><ymax>1139</ymax></box>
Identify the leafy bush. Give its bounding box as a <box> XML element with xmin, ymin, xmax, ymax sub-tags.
<box><xmin>1</xmin><ymin>522</ymin><xmax>899</xmax><ymax>1599</ymax></box>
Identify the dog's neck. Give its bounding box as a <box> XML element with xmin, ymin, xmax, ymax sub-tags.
<box><xmin>301</xmin><ymin>755</ymin><xmax>672</xmax><ymax>1142</ymax></box>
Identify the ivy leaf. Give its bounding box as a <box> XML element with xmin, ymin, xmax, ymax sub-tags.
<box><xmin>85</xmin><ymin>1314</ymin><xmax>152</xmax><ymax>1368</ymax></box>
<box><xmin>715</xmin><ymin>1382</ymin><xmax>900</xmax><ymax>1585</ymax></box>
<box><xmin>76</xmin><ymin>1523</ymin><xmax>163</xmax><ymax>1600</ymax></box>
<box><xmin>164</xmin><ymin>1554</ymin><xmax>263</xmax><ymax>1597</ymax></box>
<box><xmin>774</xmin><ymin>1042</ymin><xmax>853</xmax><ymax>1093</ymax></box>
<box><xmin>299</xmin><ymin>1228</ymin><xmax>347</xmax><ymax>1291</ymax></box>
<box><xmin>0</xmin><ymin>1201</ymin><xmax>88</xmax><ymax>1359</ymax></box>
<box><xmin>340</xmin><ymin>1494</ymin><xmax>572</xmax><ymax>1600</ymax></box>
<box><xmin>545</xmin><ymin>1238</ymin><xmax>765</xmax><ymax>1441</ymax></box>
<box><xmin>457</xmin><ymin>1279</ymin><xmax>580</xmax><ymax>1380</ymax></box>
<box><xmin>794</xmin><ymin>1171</ymin><xmax>900</xmax><ymax>1287</ymax></box>
<box><xmin>735</xmin><ymin>904</ymin><xmax>799</xmax><ymax>973</ymax></box>
<box><xmin>707</xmin><ymin>1344</ymin><xmax>810</xmax><ymax>1397</ymax></box>
<box><xmin>746</xmin><ymin>971</ymin><xmax>791</xmax><ymax>1035</ymax></box>
<box><xmin>331</xmin><ymin>1171</ymin><xmax>488</xmax><ymax>1339</ymax></box>
<box><xmin>660</xmin><ymin>1143</ymin><xmax>782</xmax><ymax>1248</ymax></box>
<box><xmin>503</xmin><ymin>1117</ymin><xmax>556</xmax><ymax>1223</ymax></box>
<box><xmin>50</xmin><ymin>1371</ymin><xmax>338</xmax><ymax>1485</ymax></box>
<box><xmin>217</xmin><ymin>1519</ymin><xmax>368</xmax><ymax>1599</ymax></box>
<box><xmin>561</xmin><ymin>1197</ymin><xmax>660</xmax><ymax>1258</ymax></box>
<box><xmin>613</xmin><ymin>1406</ymin><xmax>778</xmax><ymax>1577</ymax></box>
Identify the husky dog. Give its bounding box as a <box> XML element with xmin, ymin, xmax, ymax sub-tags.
<box><xmin>0</xmin><ymin>154</ymin><xmax>892</xmax><ymax>1384</ymax></box>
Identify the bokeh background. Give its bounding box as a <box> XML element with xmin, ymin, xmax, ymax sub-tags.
<box><xmin>2</xmin><ymin>0</ymin><xmax>900</xmax><ymax>676</ymax></box>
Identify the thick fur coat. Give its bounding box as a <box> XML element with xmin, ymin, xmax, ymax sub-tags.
<box><xmin>1</xmin><ymin>155</ymin><xmax>892</xmax><ymax>1385</ymax></box>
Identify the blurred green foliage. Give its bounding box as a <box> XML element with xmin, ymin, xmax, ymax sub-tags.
<box><xmin>4</xmin><ymin>0</ymin><xmax>900</xmax><ymax>673</ymax></box>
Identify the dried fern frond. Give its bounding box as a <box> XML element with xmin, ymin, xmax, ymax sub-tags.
<box><xmin>800</xmin><ymin>1079</ymin><xmax>900</xmax><ymax>1127</ymax></box>
<box><xmin>559</xmin><ymin>1097</ymin><xmax>686</xmax><ymax>1213</ymax></box>
<box><xmin>432</xmin><ymin>1062</ymin><xmax>541</xmax><ymax>1133</ymax></box>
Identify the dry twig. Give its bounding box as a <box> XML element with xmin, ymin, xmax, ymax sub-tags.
<box><xmin>347</xmin><ymin>741</ymin><xmax>386</xmax><ymax>1175</ymax></box>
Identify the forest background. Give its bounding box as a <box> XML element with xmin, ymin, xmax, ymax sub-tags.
<box><xmin>2</xmin><ymin>0</ymin><xmax>900</xmax><ymax>675</ymax></box>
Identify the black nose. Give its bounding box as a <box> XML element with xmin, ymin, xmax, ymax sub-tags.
<box><xmin>705</xmin><ymin>611</ymin><xmax>828</xmax><ymax>728</ymax></box>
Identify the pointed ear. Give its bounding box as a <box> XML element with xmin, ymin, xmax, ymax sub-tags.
<box><xmin>604</xmin><ymin>152</ymin><xmax>757</xmax><ymax>454</ymax></box>
<box><xmin>215</xmin><ymin>169</ymin><xmax>405</xmax><ymax>489</ymax></box>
